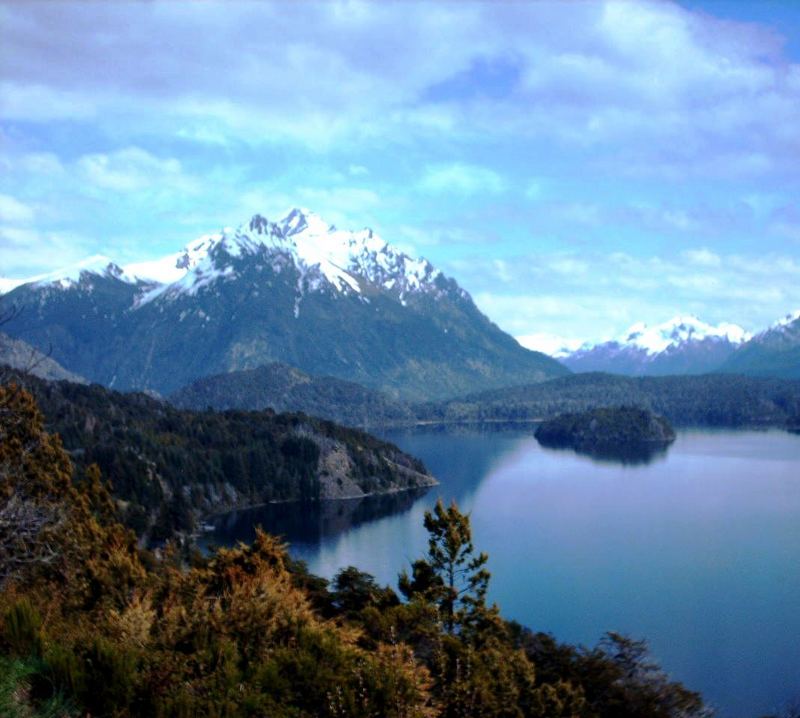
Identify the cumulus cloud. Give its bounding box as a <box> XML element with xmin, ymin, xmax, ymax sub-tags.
<box><xmin>1</xmin><ymin>0</ymin><xmax>796</xmax><ymax>175</ymax></box>
<box><xmin>0</xmin><ymin>225</ymin><xmax>93</xmax><ymax>277</ymax></box>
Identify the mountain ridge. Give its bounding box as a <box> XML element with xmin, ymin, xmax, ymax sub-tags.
<box><xmin>0</xmin><ymin>208</ymin><xmax>566</xmax><ymax>400</ymax></box>
<box><xmin>561</xmin><ymin>315</ymin><xmax>750</xmax><ymax>376</ymax></box>
<box><xmin>720</xmin><ymin>310</ymin><xmax>800</xmax><ymax>379</ymax></box>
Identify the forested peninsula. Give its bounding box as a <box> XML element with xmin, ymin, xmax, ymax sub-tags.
<box><xmin>0</xmin><ymin>369</ymin><xmax>434</xmax><ymax>543</ymax></box>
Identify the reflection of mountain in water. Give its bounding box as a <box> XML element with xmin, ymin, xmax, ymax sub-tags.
<box><xmin>535</xmin><ymin>437</ymin><xmax>671</xmax><ymax>466</ymax></box>
<box><xmin>381</xmin><ymin>425</ymin><xmax>533</xmax><ymax>501</ymax></box>
<box><xmin>204</xmin><ymin>487</ymin><xmax>431</xmax><ymax>550</ymax></box>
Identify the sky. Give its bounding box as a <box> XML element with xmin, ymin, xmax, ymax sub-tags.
<box><xmin>1</xmin><ymin>0</ymin><xmax>800</xmax><ymax>352</ymax></box>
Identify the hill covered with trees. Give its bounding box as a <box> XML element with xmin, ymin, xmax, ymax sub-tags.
<box><xmin>167</xmin><ymin>367</ymin><xmax>800</xmax><ymax>433</ymax></box>
<box><xmin>535</xmin><ymin>407</ymin><xmax>676</xmax><ymax>463</ymax></box>
<box><xmin>418</xmin><ymin>373</ymin><xmax>800</xmax><ymax>428</ymax></box>
<box><xmin>0</xmin><ymin>368</ymin><xmax>434</xmax><ymax>543</ymax></box>
<box><xmin>170</xmin><ymin>362</ymin><xmax>415</xmax><ymax>428</ymax></box>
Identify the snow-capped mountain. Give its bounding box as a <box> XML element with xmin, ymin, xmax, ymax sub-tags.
<box><xmin>0</xmin><ymin>208</ymin><xmax>566</xmax><ymax>399</ymax></box>
<box><xmin>125</xmin><ymin>209</ymin><xmax>447</xmax><ymax>312</ymax></box>
<box><xmin>720</xmin><ymin>310</ymin><xmax>800</xmax><ymax>379</ymax></box>
<box><xmin>562</xmin><ymin>315</ymin><xmax>750</xmax><ymax>376</ymax></box>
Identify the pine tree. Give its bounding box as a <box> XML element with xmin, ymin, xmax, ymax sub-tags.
<box><xmin>400</xmin><ymin>498</ymin><xmax>493</xmax><ymax>636</ymax></box>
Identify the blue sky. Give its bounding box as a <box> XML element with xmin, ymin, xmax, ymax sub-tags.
<box><xmin>1</xmin><ymin>0</ymin><xmax>799</xmax><ymax>350</ymax></box>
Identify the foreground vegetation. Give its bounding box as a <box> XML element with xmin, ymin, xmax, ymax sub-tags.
<box><xmin>0</xmin><ymin>382</ymin><xmax>716</xmax><ymax>717</ymax></box>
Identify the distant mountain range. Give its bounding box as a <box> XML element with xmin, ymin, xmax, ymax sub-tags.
<box><xmin>560</xmin><ymin>313</ymin><xmax>800</xmax><ymax>379</ymax></box>
<box><xmin>561</xmin><ymin>315</ymin><xmax>750</xmax><ymax>375</ymax></box>
<box><xmin>0</xmin><ymin>208</ymin><xmax>566</xmax><ymax>400</ymax></box>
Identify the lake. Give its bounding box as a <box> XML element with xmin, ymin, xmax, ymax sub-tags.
<box><xmin>204</xmin><ymin>427</ymin><xmax>800</xmax><ymax>718</ymax></box>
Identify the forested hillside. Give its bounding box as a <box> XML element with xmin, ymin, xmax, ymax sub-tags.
<box><xmin>170</xmin><ymin>362</ymin><xmax>415</xmax><ymax>428</ymax></box>
<box><xmin>170</xmin><ymin>365</ymin><xmax>800</xmax><ymax>430</ymax></box>
<box><xmin>419</xmin><ymin>373</ymin><xmax>800</xmax><ymax>427</ymax></box>
<box><xmin>0</xmin><ymin>368</ymin><xmax>434</xmax><ymax>542</ymax></box>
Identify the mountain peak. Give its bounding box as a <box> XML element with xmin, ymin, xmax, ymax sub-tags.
<box><xmin>279</xmin><ymin>207</ymin><xmax>333</xmax><ymax>237</ymax></box>
<box><xmin>772</xmin><ymin>309</ymin><xmax>800</xmax><ymax>330</ymax></box>
<box><xmin>617</xmin><ymin>315</ymin><xmax>748</xmax><ymax>354</ymax></box>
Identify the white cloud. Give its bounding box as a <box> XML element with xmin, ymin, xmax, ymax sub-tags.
<box><xmin>0</xmin><ymin>225</ymin><xmax>93</xmax><ymax>277</ymax></box>
<box><xmin>460</xmin><ymin>247</ymin><xmax>800</xmax><ymax>343</ymax></box>
<box><xmin>76</xmin><ymin>147</ymin><xmax>186</xmax><ymax>192</ymax></box>
<box><xmin>418</xmin><ymin>163</ymin><xmax>505</xmax><ymax>195</ymax></box>
<box><xmin>1</xmin><ymin>1</ymin><xmax>797</xmax><ymax>176</ymax></box>
<box><xmin>683</xmin><ymin>248</ymin><xmax>722</xmax><ymax>268</ymax></box>
<box><xmin>0</xmin><ymin>194</ymin><xmax>35</xmax><ymax>223</ymax></box>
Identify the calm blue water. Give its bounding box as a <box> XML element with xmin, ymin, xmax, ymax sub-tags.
<box><xmin>206</xmin><ymin>427</ymin><xmax>800</xmax><ymax>717</ymax></box>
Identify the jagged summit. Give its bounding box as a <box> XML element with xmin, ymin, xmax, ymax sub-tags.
<box><xmin>1</xmin><ymin>209</ymin><xmax>444</xmax><ymax>307</ymax></box>
<box><xmin>768</xmin><ymin>309</ymin><xmax>800</xmax><ymax>332</ymax></box>
<box><xmin>619</xmin><ymin>315</ymin><xmax>749</xmax><ymax>355</ymax></box>
<box><xmin>137</xmin><ymin>208</ymin><xmax>444</xmax><ymax>307</ymax></box>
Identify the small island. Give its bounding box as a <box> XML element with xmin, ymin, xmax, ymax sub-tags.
<box><xmin>535</xmin><ymin>406</ymin><xmax>676</xmax><ymax>463</ymax></box>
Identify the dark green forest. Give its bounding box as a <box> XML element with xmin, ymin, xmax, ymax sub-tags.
<box><xmin>0</xmin><ymin>369</ymin><xmax>432</xmax><ymax>543</ymax></box>
<box><xmin>418</xmin><ymin>373</ymin><xmax>800</xmax><ymax>428</ymax></box>
<box><xmin>534</xmin><ymin>406</ymin><xmax>675</xmax><ymax>454</ymax></box>
<box><xmin>168</xmin><ymin>364</ymin><xmax>800</xmax><ymax>431</ymax></box>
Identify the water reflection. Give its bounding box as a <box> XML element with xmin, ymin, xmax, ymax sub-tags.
<box><xmin>202</xmin><ymin>487</ymin><xmax>431</xmax><ymax>550</ymax></box>
<box><xmin>534</xmin><ymin>436</ymin><xmax>672</xmax><ymax>466</ymax></box>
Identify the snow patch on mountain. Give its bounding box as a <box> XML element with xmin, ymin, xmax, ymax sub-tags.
<box><xmin>0</xmin><ymin>208</ymin><xmax>445</xmax><ymax>310</ymax></box>
<box><xmin>516</xmin><ymin>333</ymin><xmax>585</xmax><ymax>357</ymax></box>
<box><xmin>770</xmin><ymin>309</ymin><xmax>800</xmax><ymax>331</ymax></box>
<box><xmin>35</xmin><ymin>256</ymin><xmax>140</xmax><ymax>289</ymax></box>
<box><xmin>614</xmin><ymin>315</ymin><xmax>749</xmax><ymax>354</ymax></box>
<box><xmin>1</xmin><ymin>255</ymin><xmax>147</xmax><ymax>294</ymax></box>
<box><xmin>127</xmin><ymin>208</ymin><xmax>442</xmax><ymax>308</ymax></box>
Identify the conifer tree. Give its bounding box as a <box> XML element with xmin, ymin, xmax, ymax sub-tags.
<box><xmin>400</xmin><ymin>498</ymin><xmax>493</xmax><ymax>635</ymax></box>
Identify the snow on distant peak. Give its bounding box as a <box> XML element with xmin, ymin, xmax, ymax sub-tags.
<box><xmin>280</xmin><ymin>207</ymin><xmax>332</xmax><ymax>237</ymax></box>
<box><xmin>0</xmin><ymin>255</ymin><xmax>146</xmax><ymax>294</ymax></box>
<box><xmin>771</xmin><ymin>309</ymin><xmax>800</xmax><ymax>330</ymax></box>
<box><xmin>618</xmin><ymin>315</ymin><xmax>749</xmax><ymax>354</ymax></box>
<box><xmin>516</xmin><ymin>333</ymin><xmax>586</xmax><ymax>357</ymax></box>
<box><xmin>0</xmin><ymin>277</ymin><xmax>26</xmax><ymax>295</ymax></box>
<box><xmin>21</xmin><ymin>255</ymin><xmax>139</xmax><ymax>290</ymax></box>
